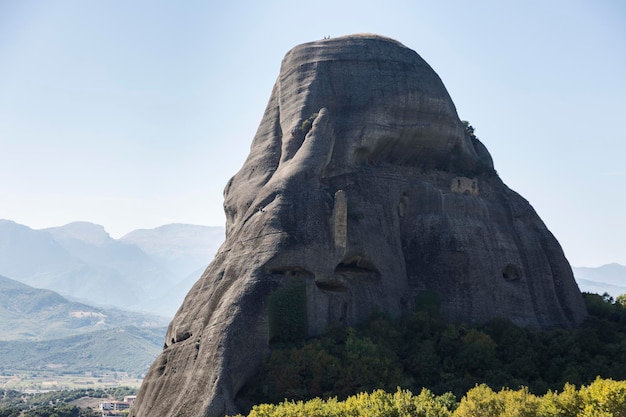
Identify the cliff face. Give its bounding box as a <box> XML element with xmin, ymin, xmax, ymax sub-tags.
<box><xmin>130</xmin><ymin>34</ymin><xmax>587</xmax><ymax>417</ymax></box>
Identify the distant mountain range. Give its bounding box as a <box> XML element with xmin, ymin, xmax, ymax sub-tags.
<box><xmin>0</xmin><ymin>219</ymin><xmax>225</xmax><ymax>375</ymax></box>
<box><xmin>0</xmin><ymin>273</ymin><xmax>166</xmax><ymax>374</ymax></box>
<box><xmin>0</xmin><ymin>274</ymin><xmax>167</xmax><ymax>341</ymax></box>
<box><xmin>0</xmin><ymin>220</ymin><xmax>225</xmax><ymax>317</ymax></box>
<box><xmin>0</xmin><ymin>325</ymin><xmax>164</xmax><ymax>376</ymax></box>
<box><xmin>572</xmin><ymin>263</ymin><xmax>626</xmax><ymax>298</ymax></box>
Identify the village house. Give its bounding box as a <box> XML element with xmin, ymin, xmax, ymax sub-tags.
<box><xmin>99</xmin><ymin>395</ymin><xmax>136</xmax><ymax>416</ymax></box>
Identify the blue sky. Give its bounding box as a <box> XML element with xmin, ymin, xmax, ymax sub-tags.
<box><xmin>0</xmin><ymin>1</ymin><xmax>624</xmax><ymax>267</ymax></box>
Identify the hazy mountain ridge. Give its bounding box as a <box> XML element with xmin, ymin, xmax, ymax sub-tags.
<box><xmin>0</xmin><ymin>325</ymin><xmax>164</xmax><ymax>375</ymax></box>
<box><xmin>0</xmin><ymin>274</ymin><xmax>167</xmax><ymax>374</ymax></box>
<box><xmin>0</xmin><ymin>220</ymin><xmax>82</xmax><ymax>282</ymax></box>
<box><xmin>121</xmin><ymin>223</ymin><xmax>223</xmax><ymax>278</ymax></box>
<box><xmin>0</xmin><ymin>274</ymin><xmax>168</xmax><ymax>341</ymax></box>
<box><xmin>573</xmin><ymin>263</ymin><xmax>626</xmax><ymax>297</ymax></box>
<box><xmin>0</xmin><ymin>219</ymin><xmax>225</xmax><ymax>316</ymax></box>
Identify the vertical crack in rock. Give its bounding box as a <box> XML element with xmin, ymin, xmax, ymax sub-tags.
<box><xmin>333</xmin><ymin>190</ymin><xmax>347</xmax><ymax>254</ymax></box>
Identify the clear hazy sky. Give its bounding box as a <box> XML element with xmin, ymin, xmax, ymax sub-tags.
<box><xmin>1</xmin><ymin>1</ymin><xmax>624</xmax><ymax>267</ymax></box>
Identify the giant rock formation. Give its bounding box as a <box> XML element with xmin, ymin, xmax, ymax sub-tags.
<box><xmin>131</xmin><ymin>34</ymin><xmax>587</xmax><ymax>417</ymax></box>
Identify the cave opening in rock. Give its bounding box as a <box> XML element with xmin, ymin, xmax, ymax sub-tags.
<box><xmin>502</xmin><ymin>264</ymin><xmax>522</xmax><ymax>281</ymax></box>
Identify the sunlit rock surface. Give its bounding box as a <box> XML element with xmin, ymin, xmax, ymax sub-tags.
<box><xmin>130</xmin><ymin>34</ymin><xmax>586</xmax><ymax>417</ymax></box>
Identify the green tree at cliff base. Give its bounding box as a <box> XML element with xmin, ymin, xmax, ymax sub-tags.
<box><xmin>236</xmin><ymin>292</ymin><xmax>626</xmax><ymax>413</ymax></box>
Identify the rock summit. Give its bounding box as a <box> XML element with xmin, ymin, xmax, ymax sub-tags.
<box><xmin>130</xmin><ymin>34</ymin><xmax>587</xmax><ymax>417</ymax></box>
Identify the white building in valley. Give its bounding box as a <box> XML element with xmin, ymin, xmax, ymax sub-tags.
<box><xmin>99</xmin><ymin>396</ymin><xmax>136</xmax><ymax>416</ymax></box>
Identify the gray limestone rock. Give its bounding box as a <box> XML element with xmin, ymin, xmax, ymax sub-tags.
<box><xmin>130</xmin><ymin>34</ymin><xmax>587</xmax><ymax>417</ymax></box>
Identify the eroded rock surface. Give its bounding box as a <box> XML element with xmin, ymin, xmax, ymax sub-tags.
<box><xmin>130</xmin><ymin>34</ymin><xmax>586</xmax><ymax>417</ymax></box>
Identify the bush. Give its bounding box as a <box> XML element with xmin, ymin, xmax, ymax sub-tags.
<box><xmin>232</xmin><ymin>379</ymin><xmax>626</xmax><ymax>417</ymax></box>
<box><xmin>232</xmin><ymin>388</ymin><xmax>453</xmax><ymax>417</ymax></box>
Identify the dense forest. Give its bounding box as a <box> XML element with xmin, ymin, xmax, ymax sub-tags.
<box><xmin>236</xmin><ymin>292</ymin><xmax>626</xmax><ymax>411</ymax></box>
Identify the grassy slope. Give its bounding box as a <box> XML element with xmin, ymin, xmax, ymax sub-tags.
<box><xmin>0</xmin><ymin>274</ymin><xmax>167</xmax><ymax>375</ymax></box>
<box><xmin>0</xmin><ymin>326</ymin><xmax>164</xmax><ymax>375</ymax></box>
<box><xmin>0</xmin><ymin>274</ymin><xmax>168</xmax><ymax>341</ymax></box>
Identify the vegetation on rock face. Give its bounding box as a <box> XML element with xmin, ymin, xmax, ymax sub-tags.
<box><xmin>237</xmin><ymin>292</ymin><xmax>626</xmax><ymax>410</ymax></box>
<box><xmin>231</xmin><ymin>377</ymin><xmax>626</xmax><ymax>417</ymax></box>
<box><xmin>299</xmin><ymin>113</ymin><xmax>319</xmax><ymax>136</ymax></box>
<box><xmin>449</xmin><ymin>120</ymin><xmax>497</xmax><ymax>177</ymax></box>
<box><xmin>462</xmin><ymin>120</ymin><xmax>477</xmax><ymax>142</ymax></box>
<box><xmin>268</xmin><ymin>278</ymin><xmax>308</xmax><ymax>344</ymax></box>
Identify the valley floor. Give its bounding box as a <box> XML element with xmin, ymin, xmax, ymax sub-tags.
<box><xmin>0</xmin><ymin>370</ymin><xmax>142</xmax><ymax>392</ymax></box>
